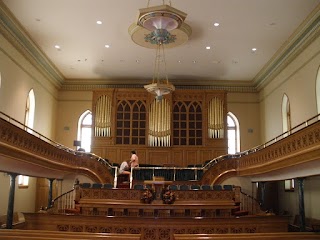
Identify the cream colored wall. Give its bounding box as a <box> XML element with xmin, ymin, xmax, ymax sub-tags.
<box><xmin>55</xmin><ymin>91</ymin><xmax>93</xmax><ymax>149</ymax></box>
<box><xmin>0</xmin><ymin>35</ymin><xmax>58</xmax><ymax>215</ymax></box>
<box><xmin>278</xmin><ymin>177</ymin><xmax>320</xmax><ymax>222</ymax></box>
<box><xmin>228</xmin><ymin>92</ymin><xmax>261</xmax><ymax>151</ymax></box>
<box><xmin>222</xmin><ymin>176</ymin><xmax>253</xmax><ymax>195</ymax></box>
<box><xmin>262</xmin><ymin>36</ymin><xmax>320</xmax><ymax>220</ymax></box>
<box><xmin>0</xmin><ymin>174</ymin><xmax>37</xmax><ymax>216</ymax></box>
<box><xmin>259</xmin><ymin>36</ymin><xmax>320</xmax><ymax>142</ymax></box>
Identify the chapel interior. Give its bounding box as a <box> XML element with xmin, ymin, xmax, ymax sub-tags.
<box><xmin>0</xmin><ymin>0</ymin><xmax>320</xmax><ymax>239</ymax></box>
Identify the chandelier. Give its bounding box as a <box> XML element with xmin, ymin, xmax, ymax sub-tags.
<box><xmin>129</xmin><ymin>1</ymin><xmax>191</xmax><ymax>100</ymax></box>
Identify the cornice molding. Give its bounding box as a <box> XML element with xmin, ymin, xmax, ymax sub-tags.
<box><xmin>61</xmin><ymin>81</ymin><xmax>258</xmax><ymax>93</ymax></box>
<box><xmin>253</xmin><ymin>5</ymin><xmax>320</xmax><ymax>90</ymax></box>
<box><xmin>0</xmin><ymin>2</ymin><xmax>318</xmax><ymax>92</ymax></box>
<box><xmin>0</xmin><ymin>2</ymin><xmax>64</xmax><ymax>88</ymax></box>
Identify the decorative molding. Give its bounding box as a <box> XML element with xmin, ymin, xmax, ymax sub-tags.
<box><xmin>253</xmin><ymin>5</ymin><xmax>320</xmax><ymax>90</ymax></box>
<box><xmin>0</xmin><ymin>1</ymin><xmax>318</xmax><ymax>92</ymax></box>
<box><xmin>0</xmin><ymin>118</ymin><xmax>113</xmax><ymax>183</ymax></box>
<box><xmin>0</xmin><ymin>2</ymin><xmax>64</xmax><ymax>87</ymax></box>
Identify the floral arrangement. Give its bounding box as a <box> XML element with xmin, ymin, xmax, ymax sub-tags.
<box><xmin>162</xmin><ymin>189</ymin><xmax>176</xmax><ymax>204</ymax></box>
<box><xmin>140</xmin><ymin>188</ymin><xmax>155</xmax><ymax>204</ymax></box>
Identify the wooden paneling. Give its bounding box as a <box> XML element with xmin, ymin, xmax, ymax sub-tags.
<box><xmin>174</xmin><ymin>233</ymin><xmax>320</xmax><ymax>240</ymax></box>
<box><xmin>91</xmin><ymin>89</ymin><xmax>228</xmax><ymax>167</ymax></box>
<box><xmin>23</xmin><ymin>213</ymin><xmax>290</xmax><ymax>240</ymax></box>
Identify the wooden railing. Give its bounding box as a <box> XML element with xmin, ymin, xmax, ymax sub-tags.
<box><xmin>2</xmin><ymin>110</ymin><xmax>320</xmax><ymax>186</ymax></box>
<box><xmin>50</xmin><ymin>188</ymin><xmax>76</xmax><ymax>214</ymax></box>
<box><xmin>239</xmin><ymin>190</ymin><xmax>263</xmax><ymax>215</ymax></box>
<box><xmin>0</xmin><ymin>111</ymin><xmax>116</xmax><ymax>183</ymax></box>
<box><xmin>173</xmin><ymin>232</ymin><xmax>320</xmax><ymax>240</ymax></box>
<box><xmin>0</xmin><ymin>229</ymin><xmax>141</xmax><ymax>239</ymax></box>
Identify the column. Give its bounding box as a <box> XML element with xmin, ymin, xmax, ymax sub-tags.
<box><xmin>47</xmin><ymin>178</ymin><xmax>55</xmax><ymax>208</ymax></box>
<box><xmin>6</xmin><ymin>173</ymin><xmax>17</xmax><ymax>229</ymax></box>
<box><xmin>297</xmin><ymin>178</ymin><xmax>306</xmax><ymax>232</ymax></box>
<box><xmin>259</xmin><ymin>182</ymin><xmax>266</xmax><ymax>211</ymax></box>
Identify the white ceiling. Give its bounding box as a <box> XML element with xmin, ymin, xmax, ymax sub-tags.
<box><xmin>2</xmin><ymin>0</ymin><xmax>320</xmax><ymax>87</ymax></box>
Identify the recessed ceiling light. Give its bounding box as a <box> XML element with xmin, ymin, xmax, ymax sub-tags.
<box><xmin>136</xmin><ymin>60</ymin><xmax>140</xmax><ymax>63</ymax></box>
<box><xmin>54</xmin><ymin>45</ymin><xmax>60</xmax><ymax>49</ymax></box>
<box><xmin>213</xmin><ymin>22</ymin><xmax>220</xmax><ymax>27</ymax></box>
<box><xmin>105</xmin><ymin>44</ymin><xmax>110</xmax><ymax>48</ymax></box>
<box><xmin>96</xmin><ymin>20</ymin><xmax>102</xmax><ymax>25</ymax></box>
<box><xmin>177</xmin><ymin>60</ymin><xmax>182</xmax><ymax>63</ymax></box>
<box><xmin>206</xmin><ymin>46</ymin><xmax>211</xmax><ymax>50</ymax></box>
<box><xmin>251</xmin><ymin>48</ymin><xmax>257</xmax><ymax>52</ymax></box>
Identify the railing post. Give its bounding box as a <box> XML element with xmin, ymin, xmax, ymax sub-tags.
<box><xmin>130</xmin><ymin>168</ymin><xmax>133</xmax><ymax>189</ymax></box>
<box><xmin>297</xmin><ymin>178</ymin><xmax>306</xmax><ymax>232</ymax></box>
<box><xmin>6</xmin><ymin>173</ymin><xmax>17</xmax><ymax>229</ymax></box>
<box><xmin>114</xmin><ymin>167</ymin><xmax>118</xmax><ymax>188</ymax></box>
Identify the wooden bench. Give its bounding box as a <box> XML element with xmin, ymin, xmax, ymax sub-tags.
<box><xmin>174</xmin><ymin>232</ymin><xmax>320</xmax><ymax>240</ymax></box>
<box><xmin>0</xmin><ymin>229</ymin><xmax>141</xmax><ymax>239</ymax></box>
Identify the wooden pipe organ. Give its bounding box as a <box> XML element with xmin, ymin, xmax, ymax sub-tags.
<box><xmin>91</xmin><ymin>88</ymin><xmax>228</xmax><ymax>166</ymax></box>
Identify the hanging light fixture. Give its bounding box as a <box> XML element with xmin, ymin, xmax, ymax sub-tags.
<box><xmin>129</xmin><ymin>0</ymin><xmax>191</xmax><ymax>100</ymax></box>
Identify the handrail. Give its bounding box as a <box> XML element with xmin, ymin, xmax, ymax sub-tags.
<box><xmin>49</xmin><ymin>187</ymin><xmax>76</xmax><ymax>213</ymax></box>
<box><xmin>0</xmin><ymin>111</ymin><xmax>116</xmax><ymax>170</ymax></box>
<box><xmin>239</xmin><ymin>190</ymin><xmax>263</xmax><ymax>215</ymax></box>
<box><xmin>203</xmin><ymin>113</ymin><xmax>320</xmax><ymax>170</ymax></box>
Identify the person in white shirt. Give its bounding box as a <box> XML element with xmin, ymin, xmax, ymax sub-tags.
<box><xmin>130</xmin><ymin>150</ymin><xmax>139</xmax><ymax>168</ymax></box>
<box><xmin>119</xmin><ymin>159</ymin><xmax>131</xmax><ymax>175</ymax></box>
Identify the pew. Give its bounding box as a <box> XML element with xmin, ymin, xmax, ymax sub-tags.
<box><xmin>0</xmin><ymin>229</ymin><xmax>141</xmax><ymax>239</ymax></box>
<box><xmin>173</xmin><ymin>232</ymin><xmax>320</xmax><ymax>239</ymax></box>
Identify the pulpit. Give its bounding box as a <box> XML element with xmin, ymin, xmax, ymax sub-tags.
<box><xmin>144</xmin><ymin>177</ymin><xmax>172</xmax><ymax>199</ymax></box>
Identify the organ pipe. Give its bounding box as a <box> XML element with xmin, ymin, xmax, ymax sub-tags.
<box><xmin>148</xmin><ymin>99</ymin><xmax>171</xmax><ymax>146</ymax></box>
<box><xmin>94</xmin><ymin>95</ymin><xmax>111</xmax><ymax>137</ymax></box>
<box><xmin>208</xmin><ymin>97</ymin><xmax>224</xmax><ymax>138</ymax></box>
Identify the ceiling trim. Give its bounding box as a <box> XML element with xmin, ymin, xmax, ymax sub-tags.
<box><xmin>0</xmin><ymin>2</ymin><xmax>319</xmax><ymax>92</ymax></box>
<box><xmin>253</xmin><ymin>4</ymin><xmax>320</xmax><ymax>90</ymax></box>
<box><xmin>0</xmin><ymin>2</ymin><xmax>64</xmax><ymax>87</ymax></box>
<box><xmin>60</xmin><ymin>81</ymin><xmax>257</xmax><ymax>93</ymax></box>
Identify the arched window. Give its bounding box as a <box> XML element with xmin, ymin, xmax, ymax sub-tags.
<box><xmin>227</xmin><ymin>112</ymin><xmax>240</xmax><ymax>154</ymax></box>
<box><xmin>25</xmin><ymin>89</ymin><xmax>35</xmax><ymax>133</ymax></box>
<box><xmin>282</xmin><ymin>94</ymin><xmax>291</xmax><ymax>134</ymax></box>
<box><xmin>19</xmin><ymin>89</ymin><xmax>36</xmax><ymax>188</ymax></box>
<box><xmin>77</xmin><ymin>110</ymin><xmax>92</xmax><ymax>152</ymax></box>
<box><xmin>316</xmin><ymin>66</ymin><xmax>320</xmax><ymax>114</ymax></box>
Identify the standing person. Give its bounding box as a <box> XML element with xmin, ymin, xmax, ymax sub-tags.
<box><xmin>130</xmin><ymin>150</ymin><xmax>139</xmax><ymax>168</ymax></box>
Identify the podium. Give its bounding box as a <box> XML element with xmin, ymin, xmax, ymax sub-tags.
<box><xmin>144</xmin><ymin>177</ymin><xmax>172</xmax><ymax>199</ymax></box>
